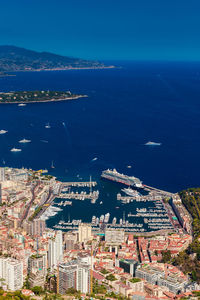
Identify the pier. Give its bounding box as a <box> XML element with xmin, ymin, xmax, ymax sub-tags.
<box><xmin>128</xmin><ymin>212</ymin><xmax>168</xmax><ymax>218</ymax></box>
<box><xmin>143</xmin><ymin>184</ymin><xmax>174</xmax><ymax>197</ymax></box>
<box><xmin>117</xmin><ymin>194</ymin><xmax>146</xmax><ymax>203</ymax></box>
<box><xmin>117</xmin><ymin>188</ymin><xmax>173</xmax><ymax>204</ymax></box>
<box><xmin>117</xmin><ymin>193</ymin><xmax>162</xmax><ymax>203</ymax></box>
<box><xmin>62</xmin><ymin>181</ymin><xmax>97</xmax><ymax>187</ymax></box>
<box><xmin>57</xmin><ymin>191</ymin><xmax>99</xmax><ymax>203</ymax></box>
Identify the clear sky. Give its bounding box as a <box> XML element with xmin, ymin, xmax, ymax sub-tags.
<box><xmin>1</xmin><ymin>0</ymin><xmax>200</xmax><ymax>60</ymax></box>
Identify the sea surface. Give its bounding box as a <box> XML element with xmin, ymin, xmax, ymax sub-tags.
<box><xmin>0</xmin><ymin>61</ymin><xmax>200</xmax><ymax>228</ymax></box>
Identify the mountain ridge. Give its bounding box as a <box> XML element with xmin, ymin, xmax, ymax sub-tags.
<box><xmin>0</xmin><ymin>45</ymin><xmax>109</xmax><ymax>72</ymax></box>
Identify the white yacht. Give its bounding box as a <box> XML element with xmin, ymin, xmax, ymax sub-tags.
<box><xmin>100</xmin><ymin>215</ymin><xmax>104</xmax><ymax>222</ymax></box>
<box><xmin>92</xmin><ymin>216</ymin><xmax>96</xmax><ymax>224</ymax></box>
<box><xmin>18</xmin><ymin>103</ymin><xmax>26</xmax><ymax>107</ymax></box>
<box><xmin>104</xmin><ymin>213</ymin><xmax>110</xmax><ymax>223</ymax></box>
<box><xmin>121</xmin><ymin>187</ymin><xmax>140</xmax><ymax>197</ymax></box>
<box><xmin>51</xmin><ymin>161</ymin><xmax>55</xmax><ymax>169</ymax></box>
<box><xmin>10</xmin><ymin>148</ymin><xmax>22</xmax><ymax>152</ymax></box>
<box><xmin>91</xmin><ymin>157</ymin><xmax>98</xmax><ymax>161</ymax></box>
<box><xmin>0</xmin><ymin>130</ymin><xmax>8</xmax><ymax>134</ymax></box>
<box><xmin>19</xmin><ymin>138</ymin><xmax>31</xmax><ymax>143</ymax></box>
<box><xmin>145</xmin><ymin>141</ymin><xmax>161</xmax><ymax>146</ymax></box>
<box><xmin>112</xmin><ymin>217</ymin><xmax>117</xmax><ymax>225</ymax></box>
<box><xmin>45</xmin><ymin>123</ymin><xmax>51</xmax><ymax>129</ymax></box>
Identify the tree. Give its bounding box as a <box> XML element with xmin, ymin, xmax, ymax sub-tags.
<box><xmin>23</xmin><ymin>277</ymin><xmax>30</xmax><ymax>290</ymax></box>
<box><xmin>32</xmin><ymin>286</ymin><xmax>44</xmax><ymax>295</ymax></box>
<box><xmin>65</xmin><ymin>288</ymin><xmax>80</xmax><ymax>296</ymax></box>
<box><xmin>161</xmin><ymin>250</ymin><xmax>171</xmax><ymax>263</ymax></box>
<box><xmin>105</xmin><ymin>274</ymin><xmax>117</xmax><ymax>281</ymax></box>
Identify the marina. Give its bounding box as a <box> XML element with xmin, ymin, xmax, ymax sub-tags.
<box><xmin>43</xmin><ymin>171</ymin><xmax>181</xmax><ymax>234</ymax></box>
<box><xmin>51</xmin><ymin>193</ymin><xmax>177</xmax><ymax>232</ymax></box>
<box><xmin>31</xmin><ymin>166</ymin><xmax>183</xmax><ymax>236</ymax></box>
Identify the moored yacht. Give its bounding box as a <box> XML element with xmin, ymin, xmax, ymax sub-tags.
<box><xmin>121</xmin><ymin>187</ymin><xmax>140</xmax><ymax>197</ymax></box>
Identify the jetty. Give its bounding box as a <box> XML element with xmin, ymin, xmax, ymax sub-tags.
<box><xmin>62</xmin><ymin>181</ymin><xmax>97</xmax><ymax>187</ymax></box>
<box><xmin>57</xmin><ymin>191</ymin><xmax>99</xmax><ymax>204</ymax></box>
<box><xmin>143</xmin><ymin>184</ymin><xmax>174</xmax><ymax>197</ymax></box>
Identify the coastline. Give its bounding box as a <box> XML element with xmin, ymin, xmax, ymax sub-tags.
<box><xmin>0</xmin><ymin>94</ymin><xmax>87</xmax><ymax>104</ymax></box>
<box><xmin>6</xmin><ymin>65</ymin><xmax>116</xmax><ymax>74</ymax></box>
<box><xmin>33</xmin><ymin>65</ymin><xmax>116</xmax><ymax>71</ymax></box>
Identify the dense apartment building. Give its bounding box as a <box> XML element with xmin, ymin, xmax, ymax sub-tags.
<box><xmin>78</xmin><ymin>224</ymin><xmax>92</xmax><ymax>243</ymax></box>
<box><xmin>105</xmin><ymin>228</ymin><xmax>125</xmax><ymax>245</ymax></box>
<box><xmin>48</xmin><ymin>230</ymin><xmax>63</xmax><ymax>271</ymax></box>
<box><xmin>135</xmin><ymin>263</ymin><xmax>188</xmax><ymax>294</ymax></box>
<box><xmin>58</xmin><ymin>259</ymin><xmax>90</xmax><ymax>294</ymax></box>
<box><xmin>115</xmin><ymin>259</ymin><xmax>138</xmax><ymax>276</ymax></box>
<box><xmin>28</xmin><ymin>254</ymin><xmax>47</xmax><ymax>288</ymax></box>
<box><xmin>0</xmin><ymin>257</ymin><xmax>23</xmax><ymax>291</ymax></box>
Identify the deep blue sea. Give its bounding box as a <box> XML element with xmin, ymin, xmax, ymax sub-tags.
<box><xmin>0</xmin><ymin>61</ymin><xmax>200</xmax><ymax>228</ymax></box>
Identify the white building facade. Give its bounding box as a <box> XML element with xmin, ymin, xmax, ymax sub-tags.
<box><xmin>0</xmin><ymin>257</ymin><xmax>23</xmax><ymax>291</ymax></box>
<box><xmin>48</xmin><ymin>230</ymin><xmax>63</xmax><ymax>270</ymax></box>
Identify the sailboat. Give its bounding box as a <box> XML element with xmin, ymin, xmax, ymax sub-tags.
<box><xmin>45</xmin><ymin>123</ymin><xmax>51</xmax><ymax>129</ymax></box>
<box><xmin>51</xmin><ymin>161</ymin><xmax>55</xmax><ymax>169</ymax></box>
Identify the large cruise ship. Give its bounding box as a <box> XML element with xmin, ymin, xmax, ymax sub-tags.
<box><xmin>101</xmin><ymin>169</ymin><xmax>143</xmax><ymax>188</ymax></box>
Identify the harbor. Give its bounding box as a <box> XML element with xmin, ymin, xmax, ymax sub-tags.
<box><xmin>44</xmin><ymin>169</ymin><xmax>184</xmax><ymax>235</ymax></box>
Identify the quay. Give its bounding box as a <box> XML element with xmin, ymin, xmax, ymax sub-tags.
<box><xmin>62</xmin><ymin>181</ymin><xmax>97</xmax><ymax>187</ymax></box>
<box><xmin>52</xmin><ymin>221</ymin><xmax>175</xmax><ymax>235</ymax></box>
<box><xmin>53</xmin><ymin>223</ymin><xmax>146</xmax><ymax>232</ymax></box>
<box><xmin>143</xmin><ymin>184</ymin><xmax>174</xmax><ymax>197</ymax></box>
<box><xmin>118</xmin><ymin>188</ymin><xmax>173</xmax><ymax>204</ymax></box>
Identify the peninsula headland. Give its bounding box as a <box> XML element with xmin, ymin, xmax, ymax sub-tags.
<box><xmin>0</xmin><ymin>90</ymin><xmax>86</xmax><ymax>104</ymax></box>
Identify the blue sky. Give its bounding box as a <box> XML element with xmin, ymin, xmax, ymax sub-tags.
<box><xmin>1</xmin><ymin>0</ymin><xmax>200</xmax><ymax>60</ymax></box>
